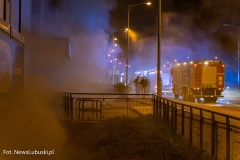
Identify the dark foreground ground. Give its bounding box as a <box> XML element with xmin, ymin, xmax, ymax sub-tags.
<box><xmin>65</xmin><ymin>116</ymin><xmax>212</xmax><ymax>160</ymax></box>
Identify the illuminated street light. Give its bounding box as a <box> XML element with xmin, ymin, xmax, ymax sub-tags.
<box><xmin>223</xmin><ymin>23</ymin><xmax>240</xmax><ymax>84</ymax></box>
<box><xmin>112</xmin><ymin>29</ymin><xmax>127</xmax><ymax>84</ymax></box>
<box><xmin>126</xmin><ymin>2</ymin><xmax>151</xmax><ymax>86</ymax></box>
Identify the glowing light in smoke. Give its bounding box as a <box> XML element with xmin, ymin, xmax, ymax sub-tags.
<box><xmin>146</xmin><ymin>2</ymin><xmax>151</xmax><ymax>5</ymax></box>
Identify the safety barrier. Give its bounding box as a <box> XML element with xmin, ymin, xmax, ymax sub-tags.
<box><xmin>153</xmin><ymin>96</ymin><xmax>240</xmax><ymax>160</ymax></box>
<box><xmin>62</xmin><ymin>92</ymin><xmax>240</xmax><ymax>160</ymax></box>
<box><xmin>63</xmin><ymin>93</ymin><xmax>154</xmax><ymax>122</ymax></box>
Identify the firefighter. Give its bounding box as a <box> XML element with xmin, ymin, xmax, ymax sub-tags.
<box><xmin>140</xmin><ymin>77</ymin><xmax>149</xmax><ymax>94</ymax></box>
<box><xmin>133</xmin><ymin>76</ymin><xmax>141</xmax><ymax>94</ymax></box>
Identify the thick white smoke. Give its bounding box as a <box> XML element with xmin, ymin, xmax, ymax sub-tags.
<box><xmin>1</xmin><ymin>1</ymin><xmax>117</xmax><ymax>159</ymax></box>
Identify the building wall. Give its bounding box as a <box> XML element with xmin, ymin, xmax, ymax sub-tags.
<box><xmin>0</xmin><ymin>0</ymin><xmax>24</xmax><ymax>97</ymax></box>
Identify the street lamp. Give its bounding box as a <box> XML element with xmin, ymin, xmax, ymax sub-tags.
<box><xmin>112</xmin><ymin>29</ymin><xmax>127</xmax><ymax>84</ymax></box>
<box><xmin>157</xmin><ymin>0</ymin><xmax>162</xmax><ymax>96</ymax></box>
<box><xmin>223</xmin><ymin>24</ymin><xmax>240</xmax><ymax>85</ymax></box>
<box><xmin>126</xmin><ymin>2</ymin><xmax>151</xmax><ymax>86</ymax></box>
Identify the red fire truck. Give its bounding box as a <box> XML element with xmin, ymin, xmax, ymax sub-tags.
<box><xmin>170</xmin><ymin>59</ymin><xmax>225</xmax><ymax>102</ymax></box>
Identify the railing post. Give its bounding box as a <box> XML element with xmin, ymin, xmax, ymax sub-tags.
<box><xmin>66</xmin><ymin>93</ymin><xmax>71</xmax><ymax>120</ymax></box>
<box><xmin>95</xmin><ymin>101</ymin><xmax>98</xmax><ymax>119</ymax></box>
<box><xmin>200</xmin><ymin>109</ymin><xmax>203</xmax><ymax>151</ymax></box>
<box><xmin>70</xmin><ymin>94</ymin><xmax>73</xmax><ymax>121</ymax></box>
<box><xmin>189</xmin><ymin>107</ymin><xmax>193</xmax><ymax>144</ymax></box>
<box><xmin>226</xmin><ymin>117</ymin><xmax>231</xmax><ymax>160</ymax></box>
<box><xmin>153</xmin><ymin>95</ymin><xmax>157</xmax><ymax>117</ymax></box>
<box><xmin>76</xmin><ymin>99</ymin><xmax>80</xmax><ymax>120</ymax></box>
<box><xmin>159</xmin><ymin>97</ymin><xmax>162</xmax><ymax>119</ymax></box>
<box><xmin>64</xmin><ymin>93</ymin><xmax>68</xmax><ymax>120</ymax></box>
<box><xmin>174</xmin><ymin>102</ymin><xmax>178</xmax><ymax>134</ymax></box>
<box><xmin>163</xmin><ymin>99</ymin><xmax>168</xmax><ymax>123</ymax></box>
<box><xmin>100</xmin><ymin>100</ymin><xmax>103</xmax><ymax>121</ymax></box>
<box><xmin>157</xmin><ymin>96</ymin><xmax>160</xmax><ymax>118</ymax></box>
<box><xmin>211</xmin><ymin>113</ymin><xmax>218</xmax><ymax>159</ymax></box>
<box><xmin>181</xmin><ymin>105</ymin><xmax>185</xmax><ymax>136</ymax></box>
<box><xmin>157</xmin><ymin>96</ymin><xmax>159</xmax><ymax>117</ymax></box>
<box><xmin>126</xmin><ymin>95</ymin><xmax>129</xmax><ymax>117</ymax></box>
<box><xmin>166</xmin><ymin>100</ymin><xmax>170</xmax><ymax>124</ymax></box>
<box><xmin>171</xmin><ymin>102</ymin><xmax>174</xmax><ymax>130</ymax></box>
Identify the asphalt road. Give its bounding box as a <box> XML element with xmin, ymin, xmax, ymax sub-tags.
<box><xmin>163</xmin><ymin>89</ymin><xmax>240</xmax><ymax>112</ymax></box>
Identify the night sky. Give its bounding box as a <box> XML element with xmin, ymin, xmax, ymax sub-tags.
<box><xmin>110</xmin><ymin>0</ymin><xmax>240</xmax><ymax>85</ymax></box>
<box><xmin>111</xmin><ymin>0</ymin><xmax>240</xmax><ymax>38</ymax></box>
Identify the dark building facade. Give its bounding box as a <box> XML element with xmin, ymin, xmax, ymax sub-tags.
<box><xmin>0</xmin><ymin>0</ymin><xmax>24</xmax><ymax>100</ymax></box>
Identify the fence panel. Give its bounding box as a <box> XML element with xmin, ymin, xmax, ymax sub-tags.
<box><xmin>62</xmin><ymin>93</ymin><xmax>240</xmax><ymax>160</ymax></box>
<box><xmin>153</xmin><ymin>96</ymin><xmax>240</xmax><ymax>160</ymax></box>
<box><xmin>63</xmin><ymin>93</ymin><xmax>154</xmax><ymax>122</ymax></box>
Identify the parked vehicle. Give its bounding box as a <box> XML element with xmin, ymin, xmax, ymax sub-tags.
<box><xmin>170</xmin><ymin>59</ymin><xmax>225</xmax><ymax>102</ymax></box>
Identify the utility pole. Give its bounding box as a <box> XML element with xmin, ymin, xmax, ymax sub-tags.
<box><xmin>157</xmin><ymin>0</ymin><xmax>162</xmax><ymax>97</ymax></box>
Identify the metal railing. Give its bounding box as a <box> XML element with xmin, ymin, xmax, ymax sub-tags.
<box><xmin>62</xmin><ymin>92</ymin><xmax>240</xmax><ymax>160</ymax></box>
<box><xmin>153</xmin><ymin>96</ymin><xmax>240</xmax><ymax>160</ymax></box>
<box><xmin>63</xmin><ymin>92</ymin><xmax>154</xmax><ymax>122</ymax></box>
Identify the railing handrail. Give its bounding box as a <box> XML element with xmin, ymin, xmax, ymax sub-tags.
<box><xmin>64</xmin><ymin>92</ymin><xmax>240</xmax><ymax>120</ymax></box>
<box><xmin>157</xmin><ymin>96</ymin><xmax>240</xmax><ymax>121</ymax></box>
<box><xmin>63</xmin><ymin>92</ymin><xmax>155</xmax><ymax>96</ymax></box>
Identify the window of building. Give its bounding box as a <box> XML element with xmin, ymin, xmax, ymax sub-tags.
<box><xmin>0</xmin><ymin>0</ymin><xmax>3</xmax><ymax>19</ymax></box>
<box><xmin>0</xmin><ymin>0</ymin><xmax>21</xmax><ymax>32</ymax></box>
<box><xmin>11</xmin><ymin>0</ymin><xmax>20</xmax><ymax>31</ymax></box>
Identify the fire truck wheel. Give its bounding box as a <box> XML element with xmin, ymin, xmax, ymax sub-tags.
<box><xmin>182</xmin><ymin>87</ymin><xmax>188</xmax><ymax>100</ymax></box>
<box><xmin>182</xmin><ymin>91</ymin><xmax>188</xmax><ymax>100</ymax></box>
<box><xmin>188</xmin><ymin>96</ymin><xmax>195</xmax><ymax>102</ymax></box>
<box><xmin>196</xmin><ymin>98</ymin><xmax>201</xmax><ymax>103</ymax></box>
<box><xmin>183</xmin><ymin>94</ymin><xmax>187</xmax><ymax>100</ymax></box>
<box><xmin>174</xmin><ymin>94</ymin><xmax>179</xmax><ymax>99</ymax></box>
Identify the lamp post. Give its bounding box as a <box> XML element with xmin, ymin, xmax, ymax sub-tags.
<box><xmin>112</xmin><ymin>29</ymin><xmax>127</xmax><ymax>84</ymax></box>
<box><xmin>126</xmin><ymin>2</ymin><xmax>151</xmax><ymax>86</ymax></box>
<box><xmin>157</xmin><ymin>0</ymin><xmax>162</xmax><ymax>97</ymax></box>
<box><xmin>223</xmin><ymin>24</ymin><xmax>240</xmax><ymax>85</ymax></box>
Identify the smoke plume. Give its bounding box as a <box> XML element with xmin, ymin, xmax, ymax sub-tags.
<box><xmin>112</xmin><ymin>0</ymin><xmax>240</xmax><ymax>85</ymax></box>
<box><xmin>1</xmin><ymin>1</ymin><xmax>116</xmax><ymax>160</ymax></box>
